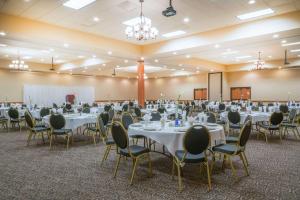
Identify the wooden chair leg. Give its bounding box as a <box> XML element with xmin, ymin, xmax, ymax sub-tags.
<box><xmin>113</xmin><ymin>154</ymin><xmax>121</xmax><ymax>178</ymax></box>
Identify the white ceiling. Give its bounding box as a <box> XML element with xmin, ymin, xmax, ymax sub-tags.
<box><xmin>0</xmin><ymin>0</ymin><xmax>300</xmax><ymax>77</ymax></box>
<box><xmin>1</xmin><ymin>0</ymin><xmax>300</xmax><ymax>44</ymax></box>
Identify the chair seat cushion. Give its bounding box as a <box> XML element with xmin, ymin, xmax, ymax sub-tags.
<box><xmin>87</xmin><ymin>127</ymin><xmax>99</xmax><ymax>132</ymax></box>
<box><xmin>258</xmin><ymin>123</ymin><xmax>280</xmax><ymax>130</ymax></box>
<box><xmin>105</xmin><ymin>138</ymin><xmax>115</xmax><ymax>145</ymax></box>
<box><xmin>52</xmin><ymin>129</ymin><xmax>72</xmax><ymax>135</ymax></box>
<box><xmin>229</xmin><ymin>124</ymin><xmax>242</xmax><ymax>129</ymax></box>
<box><xmin>130</xmin><ymin>134</ymin><xmax>146</xmax><ymax>139</ymax></box>
<box><xmin>10</xmin><ymin>119</ymin><xmax>21</xmax><ymax>122</ymax></box>
<box><xmin>226</xmin><ymin>136</ymin><xmax>239</xmax><ymax>143</ymax></box>
<box><xmin>120</xmin><ymin>145</ymin><xmax>149</xmax><ymax>157</ymax></box>
<box><xmin>282</xmin><ymin>123</ymin><xmax>297</xmax><ymax>128</ymax></box>
<box><xmin>32</xmin><ymin>127</ymin><xmax>50</xmax><ymax>132</ymax></box>
<box><xmin>216</xmin><ymin>120</ymin><xmax>226</xmax><ymax>125</ymax></box>
<box><xmin>212</xmin><ymin>144</ymin><xmax>241</xmax><ymax>155</ymax></box>
<box><xmin>175</xmin><ymin>150</ymin><xmax>206</xmax><ymax>163</ymax></box>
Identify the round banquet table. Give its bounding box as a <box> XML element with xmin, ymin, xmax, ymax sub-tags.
<box><xmin>128</xmin><ymin>121</ymin><xmax>225</xmax><ymax>156</ymax></box>
<box><xmin>220</xmin><ymin>111</ymin><xmax>271</xmax><ymax>123</ymax></box>
<box><xmin>43</xmin><ymin>113</ymin><xmax>97</xmax><ymax>131</ymax></box>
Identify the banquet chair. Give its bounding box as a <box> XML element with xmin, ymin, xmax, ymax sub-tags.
<box><xmin>8</xmin><ymin>108</ymin><xmax>24</xmax><ymax>132</ymax></box>
<box><xmin>108</xmin><ymin>108</ymin><xmax>115</xmax><ymax>122</ymax></box>
<box><xmin>151</xmin><ymin>111</ymin><xmax>161</xmax><ymax>121</ymax></box>
<box><xmin>226</xmin><ymin>115</ymin><xmax>252</xmax><ymax>144</ymax></box>
<box><xmin>104</xmin><ymin>104</ymin><xmax>111</xmax><ymax>112</ymax></box>
<box><xmin>172</xmin><ymin>125</ymin><xmax>212</xmax><ymax>191</ymax></box>
<box><xmin>111</xmin><ymin>121</ymin><xmax>152</xmax><ymax>185</ymax></box>
<box><xmin>282</xmin><ymin>109</ymin><xmax>299</xmax><ymax>139</ymax></box>
<box><xmin>122</xmin><ymin>112</ymin><xmax>146</xmax><ymax>146</ymax></box>
<box><xmin>207</xmin><ymin>112</ymin><xmax>217</xmax><ymax>123</ymax></box>
<box><xmin>211</xmin><ymin>120</ymin><xmax>252</xmax><ymax>179</ymax></box>
<box><xmin>218</xmin><ymin>103</ymin><xmax>226</xmax><ymax>112</ymax></box>
<box><xmin>0</xmin><ymin>115</ymin><xmax>9</xmax><ymax>132</ymax></box>
<box><xmin>35</xmin><ymin>107</ymin><xmax>50</xmax><ymax>125</ymax></box>
<box><xmin>227</xmin><ymin>111</ymin><xmax>242</xmax><ymax>135</ymax></box>
<box><xmin>82</xmin><ymin>107</ymin><xmax>90</xmax><ymax>113</ymax></box>
<box><xmin>100</xmin><ymin>112</ymin><xmax>109</xmax><ymax>126</ymax></box>
<box><xmin>257</xmin><ymin>112</ymin><xmax>284</xmax><ymax>143</ymax></box>
<box><xmin>279</xmin><ymin>104</ymin><xmax>289</xmax><ymax>114</ymax></box>
<box><xmin>134</xmin><ymin>107</ymin><xmax>142</xmax><ymax>121</ymax></box>
<box><xmin>49</xmin><ymin>114</ymin><xmax>73</xmax><ymax>150</ymax></box>
<box><xmin>25</xmin><ymin>110</ymin><xmax>50</xmax><ymax>146</ymax></box>
<box><xmin>157</xmin><ymin>107</ymin><xmax>166</xmax><ymax>114</ymax></box>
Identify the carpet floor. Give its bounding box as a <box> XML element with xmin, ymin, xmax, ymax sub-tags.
<box><xmin>0</xmin><ymin>128</ymin><xmax>300</xmax><ymax>200</ymax></box>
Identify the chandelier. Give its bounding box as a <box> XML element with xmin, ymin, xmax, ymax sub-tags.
<box><xmin>9</xmin><ymin>57</ymin><xmax>29</xmax><ymax>70</ymax></box>
<box><xmin>253</xmin><ymin>51</ymin><xmax>265</xmax><ymax>70</ymax></box>
<box><xmin>125</xmin><ymin>0</ymin><xmax>158</xmax><ymax>41</ymax></box>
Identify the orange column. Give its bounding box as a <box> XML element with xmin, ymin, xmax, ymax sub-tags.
<box><xmin>137</xmin><ymin>60</ymin><xmax>145</xmax><ymax>108</ymax></box>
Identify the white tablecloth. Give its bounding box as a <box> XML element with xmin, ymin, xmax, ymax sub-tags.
<box><xmin>128</xmin><ymin>121</ymin><xmax>225</xmax><ymax>156</ymax></box>
<box><xmin>43</xmin><ymin>113</ymin><xmax>97</xmax><ymax>131</ymax></box>
<box><xmin>220</xmin><ymin>111</ymin><xmax>271</xmax><ymax>123</ymax></box>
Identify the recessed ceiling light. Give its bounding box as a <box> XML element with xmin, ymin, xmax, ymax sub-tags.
<box><xmin>140</xmin><ymin>57</ymin><xmax>144</xmax><ymax>60</ymax></box>
<box><xmin>78</xmin><ymin>55</ymin><xmax>85</xmax><ymax>58</ymax></box>
<box><xmin>290</xmin><ymin>49</ymin><xmax>300</xmax><ymax>53</ymax></box>
<box><xmin>162</xmin><ymin>30</ymin><xmax>186</xmax><ymax>38</ymax></box>
<box><xmin>154</xmin><ymin>59</ymin><xmax>158</xmax><ymax>63</ymax></box>
<box><xmin>22</xmin><ymin>56</ymin><xmax>32</xmax><ymax>59</ymax></box>
<box><xmin>123</xmin><ymin>17</ymin><xmax>151</xmax><ymax>26</ymax></box>
<box><xmin>40</xmin><ymin>59</ymin><xmax>45</xmax><ymax>62</ymax></box>
<box><xmin>102</xmin><ymin>63</ymin><xmax>106</xmax><ymax>66</ymax></box>
<box><xmin>63</xmin><ymin>43</ymin><xmax>69</xmax><ymax>48</ymax></box>
<box><xmin>236</xmin><ymin>55</ymin><xmax>252</xmax><ymax>59</ymax></box>
<box><xmin>298</xmin><ymin>55</ymin><xmax>300</xmax><ymax>57</ymax></box>
<box><xmin>185</xmin><ymin>54</ymin><xmax>191</xmax><ymax>58</ymax></box>
<box><xmin>282</xmin><ymin>41</ymin><xmax>300</xmax><ymax>47</ymax></box>
<box><xmin>181</xmin><ymin>68</ymin><xmax>185</xmax><ymax>71</ymax></box>
<box><xmin>281</xmin><ymin>40</ymin><xmax>287</xmax><ymax>44</ymax></box>
<box><xmin>82</xmin><ymin>70</ymin><xmax>86</xmax><ymax>73</ymax></box>
<box><xmin>92</xmin><ymin>54</ymin><xmax>96</xmax><ymax>58</ymax></box>
<box><xmin>214</xmin><ymin>44</ymin><xmax>220</xmax><ymax>48</ymax></box>
<box><xmin>183</xmin><ymin>17</ymin><xmax>190</xmax><ymax>23</ymax></box>
<box><xmin>116</xmin><ymin>65</ymin><xmax>120</xmax><ymax>68</ymax></box>
<box><xmin>278</xmin><ymin>66</ymin><xmax>282</xmax><ymax>69</ymax></box>
<box><xmin>0</xmin><ymin>31</ymin><xmax>6</xmax><ymax>36</ymax></box>
<box><xmin>196</xmin><ymin>70</ymin><xmax>200</xmax><ymax>73</ymax></box>
<box><xmin>107</xmin><ymin>51</ymin><xmax>112</xmax><ymax>55</ymax></box>
<box><xmin>221</xmin><ymin>51</ymin><xmax>238</xmax><ymax>55</ymax></box>
<box><xmin>178</xmin><ymin>64</ymin><xmax>183</xmax><ymax>67</ymax></box>
<box><xmin>268</xmin><ymin>55</ymin><xmax>272</xmax><ymax>58</ymax></box>
<box><xmin>0</xmin><ymin>44</ymin><xmax>7</xmax><ymax>47</ymax></box>
<box><xmin>93</xmin><ymin>17</ymin><xmax>99</xmax><ymax>22</ymax></box>
<box><xmin>248</xmin><ymin>0</ymin><xmax>256</xmax><ymax>4</ymax></box>
<box><xmin>237</xmin><ymin>8</ymin><xmax>274</xmax><ymax>20</ymax></box>
<box><xmin>273</xmin><ymin>34</ymin><xmax>279</xmax><ymax>38</ymax></box>
<box><xmin>173</xmin><ymin>52</ymin><xmax>177</xmax><ymax>55</ymax></box>
<box><xmin>124</xmin><ymin>59</ymin><xmax>128</xmax><ymax>63</ymax></box>
<box><xmin>210</xmin><ymin>69</ymin><xmax>214</xmax><ymax>72</ymax></box>
<box><xmin>63</xmin><ymin>0</ymin><xmax>96</xmax><ymax>10</ymax></box>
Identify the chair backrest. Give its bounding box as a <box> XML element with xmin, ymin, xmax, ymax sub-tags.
<box><xmin>24</xmin><ymin>110</ymin><xmax>35</xmax><ymax>128</ymax></box>
<box><xmin>122</xmin><ymin>104</ymin><xmax>128</xmax><ymax>112</ymax></box>
<box><xmin>111</xmin><ymin>121</ymin><xmax>128</xmax><ymax>149</ymax></box>
<box><xmin>121</xmin><ymin>112</ymin><xmax>133</xmax><ymax>129</ymax></box>
<box><xmin>104</xmin><ymin>104</ymin><xmax>111</xmax><ymax>112</ymax></box>
<box><xmin>82</xmin><ymin>107</ymin><xmax>90</xmax><ymax>113</ymax></box>
<box><xmin>157</xmin><ymin>107</ymin><xmax>166</xmax><ymax>114</ymax></box>
<box><xmin>151</xmin><ymin>112</ymin><xmax>161</xmax><ymax>121</ymax></box>
<box><xmin>270</xmin><ymin>112</ymin><xmax>283</xmax><ymax>125</ymax></box>
<box><xmin>8</xmin><ymin>108</ymin><xmax>19</xmax><ymax>119</ymax></box>
<box><xmin>279</xmin><ymin>104</ymin><xmax>289</xmax><ymax>113</ymax></box>
<box><xmin>219</xmin><ymin>103</ymin><xmax>225</xmax><ymax>111</ymax></box>
<box><xmin>97</xmin><ymin>114</ymin><xmax>107</xmax><ymax>138</ymax></box>
<box><xmin>238</xmin><ymin>120</ymin><xmax>252</xmax><ymax>147</ymax></box>
<box><xmin>201</xmin><ymin>103</ymin><xmax>206</xmax><ymax>111</ymax></box>
<box><xmin>40</xmin><ymin>107</ymin><xmax>50</xmax><ymax>118</ymax></box>
<box><xmin>244</xmin><ymin>115</ymin><xmax>252</xmax><ymax>123</ymax></box>
<box><xmin>108</xmin><ymin>108</ymin><xmax>115</xmax><ymax>121</ymax></box>
<box><xmin>134</xmin><ymin>107</ymin><xmax>141</xmax><ymax>117</ymax></box>
<box><xmin>100</xmin><ymin>112</ymin><xmax>109</xmax><ymax>126</ymax></box>
<box><xmin>65</xmin><ymin>104</ymin><xmax>72</xmax><ymax>110</ymax></box>
<box><xmin>207</xmin><ymin>112</ymin><xmax>216</xmax><ymax>123</ymax></box>
<box><xmin>183</xmin><ymin>125</ymin><xmax>210</xmax><ymax>155</ymax></box>
<box><xmin>49</xmin><ymin>114</ymin><xmax>65</xmax><ymax>129</ymax></box>
<box><xmin>288</xmin><ymin>108</ymin><xmax>297</xmax><ymax>122</ymax></box>
<box><xmin>53</xmin><ymin>103</ymin><xmax>58</xmax><ymax>109</ymax></box>
<box><xmin>228</xmin><ymin>111</ymin><xmax>241</xmax><ymax>124</ymax></box>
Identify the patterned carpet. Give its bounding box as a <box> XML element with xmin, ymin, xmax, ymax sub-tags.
<box><xmin>0</xmin><ymin>127</ymin><xmax>300</xmax><ymax>200</ymax></box>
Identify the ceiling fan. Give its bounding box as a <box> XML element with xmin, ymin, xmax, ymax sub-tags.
<box><xmin>162</xmin><ymin>0</ymin><xmax>177</xmax><ymax>17</ymax></box>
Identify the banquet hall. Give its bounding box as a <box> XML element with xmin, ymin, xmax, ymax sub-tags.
<box><xmin>0</xmin><ymin>0</ymin><xmax>300</xmax><ymax>199</ymax></box>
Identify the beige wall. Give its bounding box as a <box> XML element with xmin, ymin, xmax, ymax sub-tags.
<box><xmin>0</xmin><ymin>69</ymin><xmax>137</xmax><ymax>102</ymax></box>
<box><xmin>223</xmin><ymin>69</ymin><xmax>300</xmax><ymax>101</ymax></box>
<box><xmin>145</xmin><ymin>74</ymin><xmax>208</xmax><ymax>100</ymax></box>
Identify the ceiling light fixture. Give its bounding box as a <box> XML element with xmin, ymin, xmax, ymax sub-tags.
<box><xmin>162</xmin><ymin>30</ymin><xmax>185</xmax><ymax>38</ymax></box>
<box><xmin>282</xmin><ymin>41</ymin><xmax>300</xmax><ymax>47</ymax></box>
<box><xmin>0</xmin><ymin>44</ymin><xmax>7</xmax><ymax>47</ymax></box>
<box><xmin>214</xmin><ymin>44</ymin><xmax>220</xmax><ymax>48</ymax></box>
<box><xmin>8</xmin><ymin>55</ymin><xmax>29</xmax><ymax>70</ymax></box>
<box><xmin>183</xmin><ymin>17</ymin><xmax>190</xmax><ymax>23</ymax></box>
<box><xmin>0</xmin><ymin>31</ymin><xmax>6</xmax><ymax>36</ymax></box>
<box><xmin>248</xmin><ymin>0</ymin><xmax>256</xmax><ymax>4</ymax></box>
<box><xmin>253</xmin><ymin>51</ymin><xmax>265</xmax><ymax>70</ymax></box>
<box><xmin>185</xmin><ymin>54</ymin><xmax>191</xmax><ymax>58</ymax></box>
<box><xmin>63</xmin><ymin>0</ymin><xmax>96</xmax><ymax>10</ymax></box>
<box><xmin>237</xmin><ymin>8</ymin><xmax>274</xmax><ymax>20</ymax></box>
<box><xmin>281</xmin><ymin>40</ymin><xmax>287</xmax><ymax>44</ymax></box>
<box><xmin>290</xmin><ymin>49</ymin><xmax>300</xmax><ymax>53</ymax></box>
<box><xmin>125</xmin><ymin>0</ymin><xmax>158</xmax><ymax>41</ymax></box>
<box><xmin>124</xmin><ymin>59</ymin><xmax>128</xmax><ymax>63</ymax></box>
<box><xmin>154</xmin><ymin>59</ymin><xmax>158</xmax><ymax>63</ymax></box>
<box><xmin>93</xmin><ymin>17</ymin><xmax>99</xmax><ymax>22</ymax></box>
<box><xmin>272</xmin><ymin>34</ymin><xmax>279</xmax><ymax>38</ymax></box>
<box><xmin>107</xmin><ymin>51</ymin><xmax>112</xmax><ymax>55</ymax></box>
<box><xmin>63</xmin><ymin>43</ymin><xmax>69</xmax><ymax>48</ymax></box>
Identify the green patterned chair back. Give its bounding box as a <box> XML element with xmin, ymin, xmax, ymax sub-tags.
<box><xmin>8</xmin><ymin>108</ymin><xmax>19</xmax><ymax>119</ymax></box>
<box><xmin>49</xmin><ymin>114</ymin><xmax>66</xmax><ymax>129</ymax></box>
